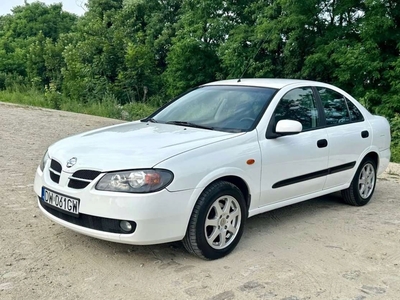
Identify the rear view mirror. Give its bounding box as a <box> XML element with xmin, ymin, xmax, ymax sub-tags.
<box><xmin>275</xmin><ymin>120</ymin><xmax>302</xmax><ymax>136</ymax></box>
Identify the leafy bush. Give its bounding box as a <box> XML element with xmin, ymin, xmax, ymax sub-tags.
<box><xmin>390</xmin><ymin>115</ymin><xmax>400</xmax><ymax>163</ymax></box>
<box><xmin>44</xmin><ymin>82</ymin><xmax>62</xmax><ymax>109</ymax></box>
<box><xmin>0</xmin><ymin>73</ymin><xmax>29</xmax><ymax>92</ymax></box>
<box><xmin>124</xmin><ymin>102</ymin><xmax>156</xmax><ymax>120</ymax></box>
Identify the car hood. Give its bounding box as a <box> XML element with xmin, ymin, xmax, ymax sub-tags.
<box><xmin>48</xmin><ymin>121</ymin><xmax>243</xmax><ymax>172</ymax></box>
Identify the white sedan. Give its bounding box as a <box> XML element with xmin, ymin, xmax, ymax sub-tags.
<box><xmin>34</xmin><ymin>79</ymin><xmax>391</xmax><ymax>259</ymax></box>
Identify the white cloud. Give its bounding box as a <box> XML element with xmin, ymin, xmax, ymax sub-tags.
<box><xmin>0</xmin><ymin>0</ymin><xmax>87</xmax><ymax>16</ymax></box>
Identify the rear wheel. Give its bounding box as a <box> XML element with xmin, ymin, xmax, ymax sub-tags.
<box><xmin>341</xmin><ymin>158</ymin><xmax>377</xmax><ymax>206</ymax></box>
<box><xmin>182</xmin><ymin>181</ymin><xmax>246</xmax><ymax>260</ymax></box>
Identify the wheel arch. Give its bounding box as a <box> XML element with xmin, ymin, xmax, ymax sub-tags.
<box><xmin>214</xmin><ymin>175</ymin><xmax>251</xmax><ymax>212</ymax></box>
<box><xmin>184</xmin><ymin>169</ymin><xmax>255</xmax><ymax>230</ymax></box>
<box><xmin>341</xmin><ymin>150</ymin><xmax>379</xmax><ymax>206</ymax></box>
<box><xmin>352</xmin><ymin>147</ymin><xmax>380</xmax><ymax>178</ymax></box>
<box><xmin>363</xmin><ymin>151</ymin><xmax>379</xmax><ymax>170</ymax></box>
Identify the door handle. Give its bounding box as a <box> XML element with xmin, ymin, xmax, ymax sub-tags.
<box><xmin>361</xmin><ymin>130</ymin><xmax>369</xmax><ymax>138</ymax></box>
<box><xmin>317</xmin><ymin>139</ymin><xmax>328</xmax><ymax>148</ymax></box>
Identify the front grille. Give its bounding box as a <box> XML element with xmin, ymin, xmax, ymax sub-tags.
<box><xmin>68</xmin><ymin>170</ymin><xmax>101</xmax><ymax>189</ymax></box>
<box><xmin>39</xmin><ymin>198</ymin><xmax>136</xmax><ymax>234</ymax></box>
<box><xmin>72</xmin><ymin>170</ymin><xmax>101</xmax><ymax>180</ymax></box>
<box><xmin>50</xmin><ymin>159</ymin><xmax>62</xmax><ymax>172</ymax></box>
<box><xmin>49</xmin><ymin>160</ymin><xmax>62</xmax><ymax>183</ymax></box>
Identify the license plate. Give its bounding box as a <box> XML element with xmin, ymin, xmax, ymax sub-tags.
<box><xmin>41</xmin><ymin>187</ymin><xmax>80</xmax><ymax>216</ymax></box>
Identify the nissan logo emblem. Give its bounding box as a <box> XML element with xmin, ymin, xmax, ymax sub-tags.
<box><xmin>66</xmin><ymin>157</ymin><xmax>77</xmax><ymax>168</ymax></box>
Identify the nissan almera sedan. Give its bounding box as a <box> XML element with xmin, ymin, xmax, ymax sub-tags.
<box><xmin>34</xmin><ymin>79</ymin><xmax>391</xmax><ymax>260</ymax></box>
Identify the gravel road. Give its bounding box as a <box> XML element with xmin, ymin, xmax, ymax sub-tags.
<box><xmin>1</xmin><ymin>102</ymin><xmax>400</xmax><ymax>300</ymax></box>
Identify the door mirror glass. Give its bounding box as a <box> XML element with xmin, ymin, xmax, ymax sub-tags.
<box><xmin>275</xmin><ymin>120</ymin><xmax>303</xmax><ymax>135</ymax></box>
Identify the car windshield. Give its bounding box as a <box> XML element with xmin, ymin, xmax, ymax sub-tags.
<box><xmin>147</xmin><ymin>86</ymin><xmax>277</xmax><ymax>132</ymax></box>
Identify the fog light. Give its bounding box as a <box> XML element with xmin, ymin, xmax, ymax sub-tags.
<box><xmin>120</xmin><ymin>221</ymin><xmax>133</xmax><ymax>232</ymax></box>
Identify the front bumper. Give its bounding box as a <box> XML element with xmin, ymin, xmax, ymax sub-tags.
<box><xmin>34</xmin><ymin>167</ymin><xmax>194</xmax><ymax>245</ymax></box>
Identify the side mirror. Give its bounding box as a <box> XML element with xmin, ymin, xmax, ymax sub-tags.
<box><xmin>275</xmin><ymin>120</ymin><xmax>302</xmax><ymax>136</ymax></box>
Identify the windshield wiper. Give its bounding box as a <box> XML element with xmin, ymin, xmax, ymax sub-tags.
<box><xmin>166</xmin><ymin>121</ymin><xmax>214</xmax><ymax>130</ymax></box>
<box><xmin>141</xmin><ymin>117</ymin><xmax>158</xmax><ymax>123</ymax></box>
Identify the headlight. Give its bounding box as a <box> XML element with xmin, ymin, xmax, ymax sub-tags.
<box><xmin>96</xmin><ymin>169</ymin><xmax>174</xmax><ymax>193</ymax></box>
<box><xmin>39</xmin><ymin>150</ymin><xmax>49</xmax><ymax>172</ymax></box>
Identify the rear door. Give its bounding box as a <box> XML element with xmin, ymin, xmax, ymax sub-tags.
<box><xmin>315</xmin><ymin>87</ymin><xmax>372</xmax><ymax>189</ymax></box>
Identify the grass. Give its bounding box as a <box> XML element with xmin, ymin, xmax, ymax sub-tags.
<box><xmin>0</xmin><ymin>89</ymin><xmax>49</xmax><ymax>107</ymax></box>
<box><xmin>391</xmin><ymin>144</ymin><xmax>400</xmax><ymax>163</ymax></box>
<box><xmin>0</xmin><ymin>88</ymin><xmax>156</xmax><ymax>121</ymax></box>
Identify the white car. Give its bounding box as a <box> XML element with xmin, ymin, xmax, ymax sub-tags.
<box><xmin>34</xmin><ymin>79</ymin><xmax>391</xmax><ymax>260</ymax></box>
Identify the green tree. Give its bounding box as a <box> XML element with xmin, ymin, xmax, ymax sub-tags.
<box><xmin>0</xmin><ymin>1</ymin><xmax>77</xmax><ymax>89</ymax></box>
<box><xmin>163</xmin><ymin>0</ymin><xmax>245</xmax><ymax>96</ymax></box>
<box><xmin>62</xmin><ymin>0</ymin><xmax>124</xmax><ymax>102</ymax></box>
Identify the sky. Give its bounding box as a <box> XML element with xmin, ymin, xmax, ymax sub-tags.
<box><xmin>0</xmin><ymin>0</ymin><xmax>87</xmax><ymax>16</ymax></box>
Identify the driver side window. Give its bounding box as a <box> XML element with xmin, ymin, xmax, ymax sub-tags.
<box><xmin>274</xmin><ymin>87</ymin><xmax>319</xmax><ymax>131</ymax></box>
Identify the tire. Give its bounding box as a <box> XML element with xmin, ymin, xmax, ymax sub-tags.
<box><xmin>182</xmin><ymin>181</ymin><xmax>247</xmax><ymax>260</ymax></box>
<box><xmin>341</xmin><ymin>158</ymin><xmax>377</xmax><ymax>206</ymax></box>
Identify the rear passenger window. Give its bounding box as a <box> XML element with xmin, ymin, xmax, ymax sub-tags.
<box><xmin>317</xmin><ymin>87</ymin><xmax>350</xmax><ymax>125</ymax></box>
<box><xmin>346</xmin><ymin>99</ymin><xmax>364</xmax><ymax>122</ymax></box>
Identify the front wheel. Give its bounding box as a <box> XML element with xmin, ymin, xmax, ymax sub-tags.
<box><xmin>182</xmin><ymin>181</ymin><xmax>246</xmax><ymax>260</ymax></box>
<box><xmin>341</xmin><ymin>158</ymin><xmax>377</xmax><ymax>206</ymax></box>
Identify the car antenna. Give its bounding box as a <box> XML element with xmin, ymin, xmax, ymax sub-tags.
<box><xmin>237</xmin><ymin>38</ymin><xmax>266</xmax><ymax>83</ymax></box>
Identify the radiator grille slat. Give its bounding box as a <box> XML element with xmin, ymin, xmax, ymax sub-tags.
<box><xmin>48</xmin><ymin>159</ymin><xmax>101</xmax><ymax>190</ymax></box>
<box><xmin>68</xmin><ymin>170</ymin><xmax>101</xmax><ymax>189</ymax></box>
<box><xmin>49</xmin><ymin>160</ymin><xmax>62</xmax><ymax>183</ymax></box>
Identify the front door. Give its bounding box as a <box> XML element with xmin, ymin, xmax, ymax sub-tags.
<box><xmin>258</xmin><ymin>87</ymin><xmax>329</xmax><ymax>207</ymax></box>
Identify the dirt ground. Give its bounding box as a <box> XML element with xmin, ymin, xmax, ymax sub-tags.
<box><xmin>1</xmin><ymin>102</ymin><xmax>399</xmax><ymax>300</ymax></box>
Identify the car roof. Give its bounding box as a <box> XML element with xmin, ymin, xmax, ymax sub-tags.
<box><xmin>202</xmin><ymin>78</ymin><xmax>324</xmax><ymax>89</ymax></box>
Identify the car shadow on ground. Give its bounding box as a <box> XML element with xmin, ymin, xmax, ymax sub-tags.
<box><xmin>247</xmin><ymin>192</ymin><xmax>346</xmax><ymax>227</ymax></box>
<box><xmin>58</xmin><ymin>192</ymin><xmax>350</xmax><ymax>262</ymax></box>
